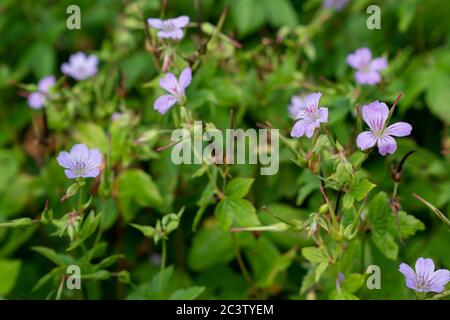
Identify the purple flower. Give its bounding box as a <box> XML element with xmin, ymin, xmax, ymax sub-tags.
<box><xmin>288</xmin><ymin>95</ymin><xmax>305</xmax><ymax>119</ymax></box>
<box><xmin>27</xmin><ymin>75</ymin><xmax>56</xmax><ymax>109</ymax></box>
<box><xmin>399</xmin><ymin>257</ymin><xmax>450</xmax><ymax>293</ymax></box>
<box><xmin>154</xmin><ymin>67</ymin><xmax>192</xmax><ymax>114</ymax></box>
<box><xmin>347</xmin><ymin>48</ymin><xmax>387</xmax><ymax>85</ymax></box>
<box><xmin>336</xmin><ymin>272</ymin><xmax>345</xmax><ymax>290</ymax></box>
<box><xmin>356</xmin><ymin>101</ymin><xmax>412</xmax><ymax>156</ymax></box>
<box><xmin>57</xmin><ymin>144</ymin><xmax>102</xmax><ymax>179</ymax></box>
<box><xmin>290</xmin><ymin>92</ymin><xmax>328</xmax><ymax>138</ymax></box>
<box><xmin>61</xmin><ymin>52</ymin><xmax>98</xmax><ymax>80</ymax></box>
<box><xmin>147</xmin><ymin>16</ymin><xmax>190</xmax><ymax>40</ymax></box>
<box><xmin>323</xmin><ymin>0</ymin><xmax>349</xmax><ymax>10</ymax></box>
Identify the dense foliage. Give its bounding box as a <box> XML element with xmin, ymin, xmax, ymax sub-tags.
<box><xmin>0</xmin><ymin>0</ymin><xmax>449</xmax><ymax>300</ymax></box>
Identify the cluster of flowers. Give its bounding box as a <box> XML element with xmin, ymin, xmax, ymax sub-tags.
<box><xmin>25</xmin><ymin>8</ymin><xmax>450</xmax><ymax>296</ymax></box>
<box><xmin>288</xmin><ymin>91</ymin><xmax>412</xmax><ymax>156</ymax></box>
<box><xmin>27</xmin><ymin>52</ymin><xmax>98</xmax><ymax>109</ymax></box>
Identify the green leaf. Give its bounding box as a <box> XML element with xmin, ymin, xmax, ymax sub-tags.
<box><xmin>130</xmin><ymin>224</ymin><xmax>155</xmax><ymax>238</ymax></box>
<box><xmin>330</xmin><ymin>290</ymin><xmax>359</xmax><ymax>300</ymax></box>
<box><xmin>74</xmin><ymin>122</ymin><xmax>109</xmax><ymax>153</ymax></box>
<box><xmin>301</xmin><ymin>247</ymin><xmax>328</xmax><ymax>263</ymax></box>
<box><xmin>215</xmin><ymin>198</ymin><xmax>260</xmax><ymax>230</ymax></box>
<box><xmin>0</xmin><ymin>259</ymin><xmax>21</xmax><ymax>296</ymax></box>
<box><xmin>372</xmin><ymin>230</ymin><xmax>398</xmax><ymax>260</ymax></box>
<box><xmin>425</xmin><ymin>70</ymin><xmax>450</xmax><ymax>122</ymax></box>
<box><xmin>262</xmin><ymin>0</ymin><xmax>298</xmax><ymax>28</ymax></box>
<box><xmin>245</xmin><ymin>236</ymin><xmax>295</xmax><ymax>288</ymax></box>
<box><xmin>187</xmin><ymin>226</ymin><xmax>234</xmax><ymax>272</ymax></box>
<box><xmin>116</xmin><ymin>169</ymin><xmax>163</xmax><ymax>222</ymax></box>
<box><xmin>31</xmin><ymin>246</ymin><xmax>65</xmax><ymax>266</ymax></box>
<box><xmin>169</xmin><ymin>286</ymin><xmax>205</xmax><ymax>300</ymax></box>
<box><xmin>232</xmin><ymin>0</ymin><xmax>266</xmax><ymax>37</ymax></box>
<box><xmin>93</xmin><ymin>254</ymin><xmax>124</xmax><ymax>271</ymax></box>
<box><xmin>225</xmin><ymin>178</ymin><xmax>254</xmax><ymax>199</ymax></box>
<box><xmin>342</xmin><ymin>273</ymin><xmax>366</xmax><ymax>293</ymax></box>
<box><xmin>349</xmin><ymin>178</ymin><xmax>376</xmax><ymax>201</ymax></box>
<box><xmin>315</xmin><ymin>262</ymin><xmax>329</xmax><ymax>282</ymax></box>
<box><xmin>389</xmin><ymin>211</ymin><xmax>425</xmax><ymax>239</ymax></box>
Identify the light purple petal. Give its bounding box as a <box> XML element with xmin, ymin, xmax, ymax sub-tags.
<box><xmin>154</xmin><ymin>95</ymin><xmax>177</xmax><ymax>114</ymax></box>
<box><xmin>361</xmin><ymin>101</ymin><xmax>389</xmax><ymax>132</ymax></box>
<box><xmin>355</xmin><ymin>70</ymin><xmax>381</xmax><ymax>85</ymax></box>
<box><xmin>428</xmin><ymin>269</ymin><xmax>450</xmax><ymax>289</ymax></box>
<box><xmin>347</xmin><ymin>48</ymin><xmax>372</xmax><ymax>69</ymax></box>
<box><xmin>171</xmin><ymin>16</ymin><xmax>190</xmax><ymax>28</ymax></box>
<box><xmin>147</xmin><ymin>18</ymin><xmax>163</xmax><ymax>29</ymax></box>
<box><xmin>288</xmin><ymin>96</ymin><xmax>305</xmax><ymax>118</ymax></box>
<box><xmin>377</xmin><ymin>135</ymin><xmax>397</xmax><ymax>156</ymax></box>
<box><xmin>290</xmin><ymin>119</ymin><xmax>308</xmax><ymax>138</ymax></box>
<box><xmin>318</xmin><ymin>107</ymin><xmax>328</xmax><ymax>123</ymax></box>
<box><xmin>69</xmin><ymin>52</ymin><xmax>86</xmax><ymax>65</ymax></box>
<box><xmin>370</xmin><ymin>57</ymin><xmax>388</xmax><ymax>71</ymax></box>
<box><xmin>27</xmin><ymin>92</ymin><xmax>45</xmax><ymax>109</ymax></box>
<box><xmin>384</xmin><ymin>122</ymin><xmax>412</xmax><ymax>137</ymax></box>
<box><xmin>157</xmin><ymin>29</ymin><xmax>183</xmax><ymax>39</ymax></box>
<box><xmin>86</xmin><ymin>55</ymin><xmax>99</xmax><ymax>68</ymax></box>
<box><xmin>57</xmin><ymin>151</ymin><xmax>73</xmax><ymax>169</ymax></box>
<box><xmin>304</xmin><ymin>92</ymin><xmax>322</xmax><ymax>110</ymax></box>
<box><xmin>83</xmin><ymin>168</ymin><xmax>100</xmax><ymax>178</ymax></box>
<box><xmin>427</xmin><ymin>285</ymin><xmax>445</xmax><ymax>293</ymax></box>
<box><xmin>64</xmin><ymin>169</ymin><xmax>77</xmax><ymax>179</ymax></box>
<box><xmin>356</xmin><ymin>131</ymin><xmax>377</xmax><ymax>150</ymax></box>
<box><xmin>38</xmin><ymin>75</ymin><xmax>56</xmax><ymax>93</ymax></box>
<box><xmin>415</xmin><ymin>258</ymin><xmax>435</xmax><ymax>280</ymax></box>
<box><xmin>159</xmin><ymin>73</ymin><xmax>180</xmax><ymax>96</ymax></box>
<box><xmin>179</xmin><ymin>67</ymin><xmax>192</xmax><ymax>91</ymax></box>
<box><xmin>70</xmin><ymin>144</ymin><xmax>90</xmax><ymax>164</ymax></box>
<box><xmin>304</xmin><ymin>121</ymin><xmax>319</xmax><ymax>138</ymax></box>
<box><xmin>88</xmin><ymin>148</ymin><xmax>102</xmax><ymax>168</ymax></box>
<box><xmin>61</xmin><ymin>62</ymin><xmax>73</xmax><ymax>76</ymax></box>
<box><xmin>399</xmin><ymin>263</ymin><xmax>417</xmax><ymax>290</ymax></box>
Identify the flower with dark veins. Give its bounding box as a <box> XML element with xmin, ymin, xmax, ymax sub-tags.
<box><xmin>347</xmin><ymin>48</ymin><xmax>387</xmax><ymax>85</ymax></box>
<box><xmin>399</xmin><ymin>257</ymin><xmax>450</xmax><ymax>293</ymax></box>
<box><xmin>290</xmin><ymin>92</ymin><xmax>328</xmax><ymax>138</ymax></box>
<box><xmin>356</xmin><ymin>101</ymin><xmax>412</xmax><ymax>156</ymax></box>
<box><xmin>57</xmin><ymin>144</ymin><xmax>102</xmax><ymax>179</ymax></box>
<box><xmin>154</xmin><ymin>67</ymin><xmax>192</xmax><ymax>114</ymax></box>
<box><xmin>147</xmin><ymin>16</ymin><xmax>190</xmax><ymax>40</ymax></box>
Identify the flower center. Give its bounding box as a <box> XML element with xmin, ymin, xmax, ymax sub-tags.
<box><xmin>162</xmin><ymin>21</ymin><xmax>177</xmax><ymax>32</ymax></box>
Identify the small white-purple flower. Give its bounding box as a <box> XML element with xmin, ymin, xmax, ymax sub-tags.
<box><xmin>323</xmin><ymin>0</ymin><xmax>349</xmax><ymax>11</ymax></box>
<box><xmin>27</xmin><ymin>75</ymin><xmax>56</xmax><ymax>109</ymax></box>
<box><xmin>356</xmin><ymin>101</ymin><xmax>412</xmax><ymax>156</ymax></box>
<box><xmin>288</xmin><ymin>95</ymin><xmax>305</xmax><ymax>119</ymax></box>
<box><xmin>57</xmin><ymin>144</ymin><xmax>102</xmax><ymax>179</ymax></box>
<box><xmin>399</xmin><ymin>257</ymin><xmax>450</xmax><ymax>293</ymax></box>
<box><xmin>290</xmin><ymin>92</ymin><xmax>328</xmax><ymax>138</ymax></box>
<box><xmin>147</xmin><ymin>16</ymin><xmax>190</xmax><ymax>40</ymax></box>
<box><xmin>347</xmin><ymin>48</ymin><xmax>387</xmax><ymax>85</ymax></box>
<box><xmin>61</xmin><ymin>52</ymin><xmax>98</xmax><ymax>80</ymax></box>
<box><xmin>154</xmin><ymin>67</ymin><xmax>192</xmax><ymax>114</ymax></box>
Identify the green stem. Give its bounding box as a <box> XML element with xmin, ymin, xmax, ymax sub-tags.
<box><xmin>56</xmin><ymin>275</ymin><xmax>65</xmax><ymax>300</ymax></box>
<box><xmin>360</xmin><ymin>233</ymin><xmax>366</xmax><ymax>272</ymax></box>
<box><xmin>159</xmin><ymin>239</ymin><xmax>167</xmax><ymax>294</ymax></box>
<box><xmin>231</xmin><ymin>234</ymin><xmax>256</xmax><ymax>295</ymax></box>
<box><xmin>78</xmin><ymin>181</ymin><xmax>84</xmax><ymax>215</ymax></box>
